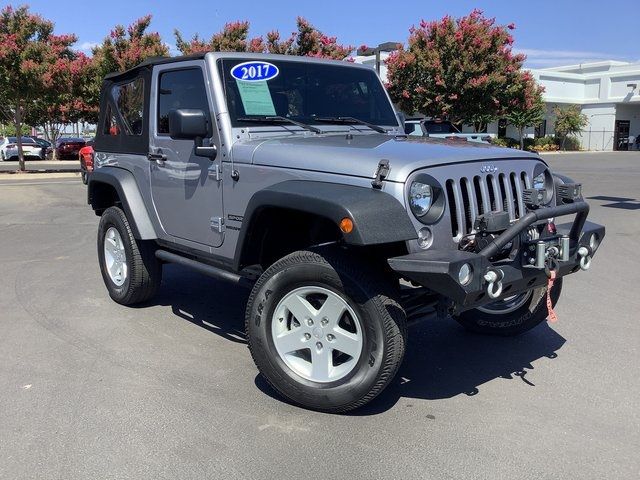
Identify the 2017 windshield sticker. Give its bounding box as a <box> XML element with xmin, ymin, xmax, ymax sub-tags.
<box><xmin>230</xmin><ymin>61</ymin><xmax>279</xmax><ymax>82</ymax></box>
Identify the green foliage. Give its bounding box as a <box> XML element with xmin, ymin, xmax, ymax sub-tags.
<box><xmin>491</xmin><ymin>137</ymin><xmax>519</xmax><ymax>148</ymax></box>
<box><xmin>553</xmin><ymin>105</ymin><xmax>587</xmax><ymax>150</ymax></box>
<box><xmin>0</xmin><ymin>123</ymin><xmax>30</xmax><ymax>137</ymax></box>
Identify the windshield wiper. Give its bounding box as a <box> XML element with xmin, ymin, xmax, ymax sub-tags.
<box><xmin>314</xmin><ymin>116</ymin><xmax>388</xmax><ymax>134</ymax></box>
<box><xmin>236</xmin><ymin>116</ymin><xmax>323</xmax><ymax>134</ymax></box>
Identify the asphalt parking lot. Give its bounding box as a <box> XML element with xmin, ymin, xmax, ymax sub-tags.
<box><xmin>1</xmin><ymin>153</ymin><xmax>638</xmax><ymax>479</ymax></box>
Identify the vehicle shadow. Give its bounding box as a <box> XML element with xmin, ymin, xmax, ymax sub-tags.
<box><xmin>348</xmin><ymin>319</ymin><xmax>566</xmax><ymax>415</ymax></box>
<box><xmin>141</xmin><ymin>264</ymin><xmax>250</xmax><ymax>344</ymax></box>
<box><xmin>149</xmin><ymin>265</ymin><xmax>566</xmax><ymax>415</ymax></box>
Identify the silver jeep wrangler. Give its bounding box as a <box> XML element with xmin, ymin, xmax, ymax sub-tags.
<box><xmin>88</xmin><ymin>52</ymin><xmax>604</xmax><ymax>412</ymax></box>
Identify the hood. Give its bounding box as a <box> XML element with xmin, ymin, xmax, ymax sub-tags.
<box><xmin>234</xmin><ymin>133</ymin><xmax>541</xmax><ymax>182</ymax></box>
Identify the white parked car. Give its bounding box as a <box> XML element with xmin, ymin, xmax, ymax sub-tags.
<box><xmin>0</xmin><ymin>136</ymin><xmax>42</xmax><ymax>161</ymax></box>
<box><xmin>404</xmin><ymin>119</ymin><xmax>495</xmax><ymax>144</ymax></box>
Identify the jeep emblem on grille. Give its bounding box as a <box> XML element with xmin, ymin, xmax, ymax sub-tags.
<box><xmin>480</xmin><ymin>164</ymin><xmax>498</xmax><ymax>173</ymax></box>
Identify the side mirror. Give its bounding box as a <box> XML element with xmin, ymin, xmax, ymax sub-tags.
<box><xmin>168</xmin><ymin>108</ymin><xmax>217</xmax><ymax>159</ymax></box>
<box><xmin>168</xmin><ymin>109</ymin><xmax>209</xmax><ymax>139</ymax></box>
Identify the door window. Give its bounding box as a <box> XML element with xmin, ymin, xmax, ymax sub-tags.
<box><xmin>157</xmin><ymin>68</ymin><xmax>211</xmax><ymax>135</ymax></box>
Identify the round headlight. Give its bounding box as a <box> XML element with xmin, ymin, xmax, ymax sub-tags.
<box><xmin>532</xmin><ymin>168</ymin><xmax>553</xmax><ymax>203</ymax></box>
<box><xmin>409</xmin><ymin>182</ymin><xmax>433</xmax><ymax>217</ymax></box>
<box><xmin>458</xmin><ymin>263</ymin><xmax>473</xmax><ymax>286</ymax></box>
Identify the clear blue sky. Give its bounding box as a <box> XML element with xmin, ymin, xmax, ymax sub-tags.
<box><xmin>13</xmin><ymin>0</ymin><xmax>640</xmax><ymax>68</ymax></box>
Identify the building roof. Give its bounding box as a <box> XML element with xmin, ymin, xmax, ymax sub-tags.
<box><xmin>537</xmin><ymin>60</ymin><xmax>639</xmax><ymax>75</ymax></box>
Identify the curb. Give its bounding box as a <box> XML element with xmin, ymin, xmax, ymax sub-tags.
<box><xmin>0</xmin><ymin>169</ymin><xmax>81</xmax><ymax>175</ymax></box>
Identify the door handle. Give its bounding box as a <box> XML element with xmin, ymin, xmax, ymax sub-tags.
<box><xmin>148</xmin><ymin>152</ymin><xmax>167</xmax><ymax>166</ymax></box>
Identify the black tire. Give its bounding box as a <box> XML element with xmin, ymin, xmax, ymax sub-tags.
<box><xmin>97</xmin><ymin>206</ymin><xmax>162</xmax><ymax>305</ymax></box>
<box><xmin>453</xmin><ymin>278</ymin><xmax>563</xmax><ymax>336</ymax></box>
<box><xmin>81</xmin><ymin>171</ymin><xmax>88</xmax><ymax>185</ymax></box>
<box><xmin>246</xmin><ymin>248</ymin><xmax>407</xmax><ymax>413</ymax></box>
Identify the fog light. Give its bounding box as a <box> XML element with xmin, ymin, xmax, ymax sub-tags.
<box><xmin>589</xmin><ymin>233</ymin><xmax>599</xmax><ymax>250</ymax></box>
<box><xmin>458</xmin><ymin>263</ymin><xmax>473</xmax><ymax>286</ymax></box>
<box><xmin>417</xmin><ymin>227</ymin><xmax>433</xmax><ymax>249</ymax></box>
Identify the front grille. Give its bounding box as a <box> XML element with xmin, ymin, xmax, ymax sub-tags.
<box><xmin>445</xmin><ymin>171</ymin><xmax>532</xmax><ymax>241</ymax></box>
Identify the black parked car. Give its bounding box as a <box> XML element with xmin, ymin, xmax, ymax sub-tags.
<box><xmin>29</xmin><ymin>137</ymin><xmax>53</xmax><ymax>160</ymax></box>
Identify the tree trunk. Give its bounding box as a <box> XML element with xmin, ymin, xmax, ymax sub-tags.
<box><xmin>14</xmin><ymin>106</ymin><xmax>25</xmax><ymax>172</ymax></box>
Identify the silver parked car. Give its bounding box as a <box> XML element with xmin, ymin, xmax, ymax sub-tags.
<box><xmin>87</xmin><ymin>53</ymin><xmax>604</xmax><ymax>412</ymax></box>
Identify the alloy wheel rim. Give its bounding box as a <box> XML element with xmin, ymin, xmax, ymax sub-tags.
<box><xmin>271</xmin><ymin>286</ymin><xmax>363</xmax><ymax>383</ymax></box>
<box><xmin>103</xmin><ymin>227</ymin><xmax>128</xmax><ymax>286</ymax></box>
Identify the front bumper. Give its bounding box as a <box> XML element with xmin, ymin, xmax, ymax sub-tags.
<box><xmin>388</xmin><ymin>200</ymin><xmax>604</xmax><ymax>313</ymax></box>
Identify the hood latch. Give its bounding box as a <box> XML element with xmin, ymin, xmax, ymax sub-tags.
<box><xmin>372</xmin><ymin>159</ymin><xmax>390</xmax><ymax>189</ymax></box>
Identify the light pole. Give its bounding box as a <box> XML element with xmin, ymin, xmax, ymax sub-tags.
<box><xmin>357</xmin><ymin>42</ymin><xmax>400</xmax><ymax>76</ymax></box>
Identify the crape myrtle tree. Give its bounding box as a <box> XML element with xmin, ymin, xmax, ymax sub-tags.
<box><xmin>0</xmin><ymin>5</ymin><xmax>80</xmax><ymax>170</ymax></box>
<box><xmin>25</xmin><ymin>52</ymin><xmax>96</xmax><ymax>150</ymax></box>
<box><xmin>386</xmin><ymin>10</ymin><xmax>529</xmax><ymax>132</ymax></box>
<box><xmin>506</xmin><ymin>71</ymin><xmax>546</xmax><ymax>150</ymax></box>
<box><xmin>175</xmin><ymin>21</ymin><xmax>265</xmax><ymax>54</ymax></box>
<box><xmin>175</xmin><ymin>17</ymin><xmax>353</xmax><ymax>60</ymax></box>
<box><xmin>88</xmin><ymin>15</ymin><xmax>169</xmax><ymax>115</ymax></box>
<box><xmin>553</xmin><ymin>104</ymin><xmax>587</xmax><ymax>150</ymax></box>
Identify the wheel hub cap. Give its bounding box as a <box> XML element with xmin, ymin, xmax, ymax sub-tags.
<box><xmin>103</xmin><ymin>227</ymin><xmax>128</xmax><ymax>286</ymax></box>
<box><xmin>271</xmin><ymin>286</ymin><xmax>363</xmax><ymax>383</ymax></box>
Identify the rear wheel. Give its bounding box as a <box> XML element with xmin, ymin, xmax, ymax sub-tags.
<box><xmin>453</xmin><ymin>279</ymin><xmax>562</xmax><ymax>336</ymax></box>
<box><xmin>246</xmin><ymin>249</ymin><xmax>407</xmax><ymax>412</ymax></box>
<box><xmin>97</xmin><ymin>206</ymin><xmax>162</xmax><ymax>305</ymax></box>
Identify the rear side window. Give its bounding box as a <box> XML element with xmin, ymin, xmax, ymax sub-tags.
<box><xmin>103</xmin><ymin>105</ymin><xmax>120</xmax><ymax>136</ymax></box>
<box><xmin>157</xmin><ymin>68</ymin><xmax>210</xmax><ymax>135</ymax></box>
<box><xmin>112</xmin><ymin>77</ymin><xmax>145</xmax><ymax>136</ymax></box>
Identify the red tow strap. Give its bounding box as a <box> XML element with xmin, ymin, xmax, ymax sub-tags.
<box><xmin>546</xmin><ymin>270</ymin><xmax>558</xmax><ymax>323</ymax></box>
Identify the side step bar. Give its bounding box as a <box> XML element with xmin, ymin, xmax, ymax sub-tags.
<box><xmin>155</xmin><ymin>249</ymin><xmax>253</xmax><ymax>288</ymax></box>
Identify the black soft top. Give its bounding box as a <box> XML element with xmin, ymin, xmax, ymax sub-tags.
<box><xmin>103</xmin><ymin>53</ymin><xmax>208</xmax><ymax>82</ymax></box>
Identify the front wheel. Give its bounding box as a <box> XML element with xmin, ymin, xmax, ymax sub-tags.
<box><xmin>246</xmin><ymin>249</ymin><xmax>407</xmax><ymax>413</ymax></box>
<box><xmin>453</xmin><ymin>279</ymin><xmax>562</xmax><ymax>336</ymax></box>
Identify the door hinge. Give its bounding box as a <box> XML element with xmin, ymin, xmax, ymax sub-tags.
<box><xmin>210</xmin><ymin>216</ymin><xmax>224</xmax><ymax>233</ymax></box>
<box><xmin>208</xmin><ymin>163</ymin><xmax>222</xmax><ymax>181</ymax></box>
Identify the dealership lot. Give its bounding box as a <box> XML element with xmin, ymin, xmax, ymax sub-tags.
<box><xmin>0</xmin><ymin>153</ymin><xmax>638</xmax><ymax>479</ymax></box>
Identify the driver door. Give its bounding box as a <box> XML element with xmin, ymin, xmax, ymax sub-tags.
<box><xmin>149</xmin><ymin>62</ymin><xmax>224</xmax><ymax>248</ymax></box>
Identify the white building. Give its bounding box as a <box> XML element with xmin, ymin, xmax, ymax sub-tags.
<box><xmin>527</xmin><ymin>61</ymin><xmax>640</xmax><ymax>150</ymax></box>
<box><xmin>353</xmin><ymin>50</ymin><xmax>640</xmax><ymax>151</ymax></box>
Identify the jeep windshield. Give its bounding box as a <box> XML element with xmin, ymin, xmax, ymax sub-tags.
<box><xmin>219</xmin><ymin>58</ymin><xmax>398</xmax><ymax>132</ymax></box>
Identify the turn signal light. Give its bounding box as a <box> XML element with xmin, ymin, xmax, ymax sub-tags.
<box><xmin>339</xmin><ymin>217</ymin><xmax>354</xmax><ymax>234</ymax></box>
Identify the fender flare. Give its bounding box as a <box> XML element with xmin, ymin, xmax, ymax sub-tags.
<box><xmin>234</xmin><ymin>180</ymin><xmax>417</xmax><ymax>268</ymax></box>
<box><xmin>88</xmin><ymin>168</ymin><xmax>157</xmax><ymax>240</ymax></box>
